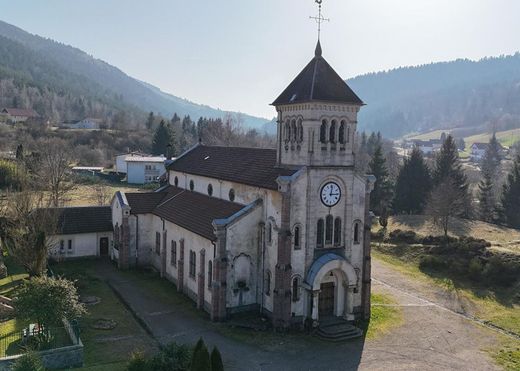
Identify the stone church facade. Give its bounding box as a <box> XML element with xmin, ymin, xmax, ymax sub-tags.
<box><xmin>111</xmin><ymin>41</ymin><xmax>374</xmax><ymax>328</ymax></box>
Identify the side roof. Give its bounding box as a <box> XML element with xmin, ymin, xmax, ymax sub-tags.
<box><xmin>272</xmin><ymin>41</ymin><xmax>363</xmax><ymax>106</ymax></box>
<box><xmin>167</xmin><ymin>145</ymin><xmax>299</xmax><ymax>190</ymax></box>
<box><xmin>39</xmin><ymin>206</ymin><xmax>113</xmax><ymax>235</ymax></box>
<box><xmin>125</xmin><ymin>186</ymin><xmax>246</xmax><ymax>240</ymax></box>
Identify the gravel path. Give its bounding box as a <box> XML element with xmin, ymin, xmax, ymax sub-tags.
<box><xmin>92</xmin><ymin>260</ymin><xmax>505</xmax><ymax>370</ymax></box>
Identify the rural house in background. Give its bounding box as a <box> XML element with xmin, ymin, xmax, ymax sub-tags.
<box><xmin>1</xmin><ymin>107</ymin><xmax>40</xmax><ymax>123</ymax></box>
<box><xmin>115</xmin><ymin>151</ymin><xmax>152</xmax><ymax>174</ymax></box>
<box><xmin>60</xmin><ymin>117</ymin><xmax>103</xmax><ymax>130</ymax></box>
<box><xmin>48</xmin><ymin>206</ymin><xmax>113</xmax><ymax>260</ymax></box>
<box><xmin>125</xmin><ymin>155</ymin><xmax>167</xmax><ymax>184</ymax></box>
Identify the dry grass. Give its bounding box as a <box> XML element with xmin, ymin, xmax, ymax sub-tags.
<box><xmin>464</xmin><ymin>128</ymin><xmax>520</xmax><ymax>149</ymax></box>
<box><xmin>385</xmin><ymin>215</ymin><xmax>520</xmax><ymax>254</ymax></box>
<box><xmin>63</xmin><ymin>184</ymin><xmax>146</xmax><ymax>207</ymax></box>
<box><xmin>404</xmin><ymin>129</ymin><xmax>451</xmax><ymax>141</ymax></box>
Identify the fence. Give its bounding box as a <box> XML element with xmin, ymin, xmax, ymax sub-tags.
<box><xmin>0</xmin><ymin>323</ymin><xmax>75</xmax><ymax>358</ymax></box>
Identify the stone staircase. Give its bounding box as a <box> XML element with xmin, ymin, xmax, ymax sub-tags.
<box><xmin>315</xmin><ymin>316</ymin><xmax>363</xmax><ymax>342</ymax></box>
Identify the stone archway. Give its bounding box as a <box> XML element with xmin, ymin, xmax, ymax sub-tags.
<box><xmin>305</xmin><ymin>253</ymin><xmax>357</xmax><ymax>322</ymax></box>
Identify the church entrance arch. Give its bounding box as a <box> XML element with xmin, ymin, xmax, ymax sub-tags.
<box><xmin>306</xmin><ymin>253</ymin><xmax>357</xmax><ymax>322</ymax></box>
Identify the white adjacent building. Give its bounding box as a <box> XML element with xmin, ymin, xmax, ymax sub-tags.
<box><xmin>110</xmin><ymin>41</ymin><xmax>375</xmax><ymax>331</ymax></box>
<box><xmin>125</xmin><ymin>156</ymin><xmax>167</xmax><ymax>184</ymax></box>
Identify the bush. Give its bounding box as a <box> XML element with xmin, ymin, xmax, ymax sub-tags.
<box><xmin>210</xmin><ymin>347</ymin><xmax>224</xmax><ymax>371</ymax></box>
<box><xmin>127</xmin><ymin>351</ymin><xmax>151</xmax><ymax>371</ymax></box>
<box><xmin>388</xmin><ymin>229</ymin><xmax>419</xmax><ymax>244</ymax></box>
<box><xmin>11</xmin><ymin>352</ymin><xmax>45</xmax><ymax>371</ymax></box>
<box><xmin>468</xmin><ymin>257</ymin><xmax>484</xmax><ymax>281</ymax></box>
<box><xmin>484</xmin><ymin>256</ymin><xmax>520</xmax><ymax>287</ymax></box>
<box><xmin>127</xmin><ymin>342</ymin><xmax>192</xmax><ymax>371</ymax></box>
<box><xmin>419</xmin><ymin>255</ymin><xmax>447</xmax><ymax>271</ymax></box>
<box><xmin>190</xmin><ymin>338</ymin><xmax>210</xmax><ymax>371</ymax></box>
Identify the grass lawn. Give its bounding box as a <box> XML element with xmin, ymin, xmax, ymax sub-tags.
<box><xmin>63</xmin><ymin>184</ymin><xmax>147</xmax><ymax>207</ymax></box>
<box><xmin>366</xmin><ymin>293</ymin><xmax>403</xmax><ymax>340</ymax></box>
<box><xmin>51</xmin><ymin>260</ymin><xmax>157</xmax><ymax>370</ymax></box>
<box><xmin>0</xmin><ymin>255</ymin><xmax>28</xmax><ymax>297</ymax></box>
<box><xmin>464</xmin><ymin>128</ymin><xmax>520</xmax><ymax>150</ymax></box>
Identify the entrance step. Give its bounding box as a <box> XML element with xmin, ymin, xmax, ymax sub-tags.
<box><xmin>315</xmin><ymin>317</ymin><xmax>363</xmax><ymax>342</ymax></box>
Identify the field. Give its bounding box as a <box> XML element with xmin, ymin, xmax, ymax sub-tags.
<box><xmin>403</xmin><ymin>129</ymin><xmax>452</xmax><ymax>141</ymax></box>
<box><xmin>63</xmin><ymin>183</ymin><xmax>148</xmax><ymax>207</ymax></box>
<box><xmin>386</xmin><ymin>215</ymin><xmax>520</xmax><ymax>254</ymax></box>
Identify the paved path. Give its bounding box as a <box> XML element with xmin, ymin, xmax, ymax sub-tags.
<box><xmin>91</xmin><ymin>261</ymin><xmax>503</xmax><ymax>371</ymax></box>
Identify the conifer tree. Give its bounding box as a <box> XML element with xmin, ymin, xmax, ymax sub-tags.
<box><xmin>190</xmin><ymin>338</ymin><xmax>211</xmax><ymax>371</ymax></box>
<box><xmin>499</xmin><ymin>155</ymin><xmax>520</xmax><ymax>228</ymax></box>
<box><xmin>210</xmin><ymin>347</ymin><xmax>224</xmax><ymax>371</ymax></box>
<box><xmin>151</xmin><ymin>120</ymin><xmax>176</xmax><ymax>157</ymax></box>
<box><xmin>478</xmin><ymin>133</ymin><xmax>502</xmax><ymax>222</ymax></box>
<box><xmin>145</xmin><ymin>111</ymin><xmax>155</xmax><ymax>130</ymax></box>
<box><xmin>432</xmin><ymin>135</ymin><xmax>471</xmax><ymax>216</ymax></box>
<box><xmin>369</xmin><ymin>144</ymin><xmax>393</xmax><ymax>215</ymax></box>
<box><xmin>393</xmin><ymin>146</ymin><xmax>432</xmax><ymax>214</ymax></box>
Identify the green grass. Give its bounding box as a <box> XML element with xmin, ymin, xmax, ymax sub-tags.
<box><xmin>0</xmin><ymin>255</ymin><xmax>28</xmax><ymax>297</ymax></box>
<box><xmin>372</xmin><ymin>248</ymin><xmax>520</xmax><ymax>336</ymax></box>
<box><xmin>51</xmin><ymin>260</ymin><xmax>157</xmax><ymax>369</ymax></box>
<box><xmin>464</xmin><ymin>128</ymin><xmax>520</xmax><ymax>150</ymax></box>
<box><xmin>493</xmin><ymin>339</ymin><xmax>520</xmax><ymax>371</ymax></box>
<box><xmin>365</xmin><ymin>293</ymin><xmax>403</xmax><ymax>340</ymax></box>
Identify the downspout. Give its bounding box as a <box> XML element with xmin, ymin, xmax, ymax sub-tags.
<box><xmin>260</xmin><ymin>223</ymin><xmax>266</xmax><ymax>316</ymax></box>
<box><xmin>135</xmin><ymin>215</ymin><xmax>139</xmax><ymax>266</ymax></box>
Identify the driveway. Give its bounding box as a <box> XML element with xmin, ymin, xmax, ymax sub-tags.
<box><xmin>91</xmin><ymin>260</ymin><xmax>504</xmax><ymax>370</ymax></box>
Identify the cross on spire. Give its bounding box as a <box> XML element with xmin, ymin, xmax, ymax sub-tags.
<box><xmin>309</xmin><ymin>0</ymin><xmax>330</xmax><ymax>41</ymax></box>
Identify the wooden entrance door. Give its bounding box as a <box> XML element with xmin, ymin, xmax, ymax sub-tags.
<box><xmin>99</xmin><ymin>237</ymin><xmax>109</xmax><ymax>256</ymax></box>
<box><xmin>319</xmin><ymin>282</ymin><xmax>335</xmax><ymax>316</ymax></box>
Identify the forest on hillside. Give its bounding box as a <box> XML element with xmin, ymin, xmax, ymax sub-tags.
<box><xmin>349</xmin><ymin>54</ymin><xmax>520</xmax><ymax>138</ymax></box>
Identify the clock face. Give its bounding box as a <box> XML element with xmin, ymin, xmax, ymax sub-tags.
<box><xmin>320</xmin><ymin>182</ymin><xmax>341</xmax><ymax>207</ymax></box>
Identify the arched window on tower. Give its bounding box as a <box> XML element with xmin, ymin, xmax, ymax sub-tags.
<box><xmin>320</xmin><ymin>120</ymin><xmax>328</xmax><ymax>143</ymax></box>
<box><xmin>316</xmin><ymin>219</ymin><xmax>324</xmax><ymax>247</ymax></box>
<box><xmin>284</xmin><ymin>120</ymin><xmax>290</xmax><ymax>143</ymax></box>
<box><xmin>329</xmin><ymin>120</ymin><xmax>337</xmax><ymax>143</ymax></box>
<box><xmin>325</xmin><ymin>215</ymin><xmax>333</xmax><ymax>245</ymax></box>
<box><xmin>297</xmin><ymin>119</ymin><xmax>303</xmax><ymax>143</ymax></box>
<box><xmin>265</xmin><ymin>271</ymin><xmax>271</xmax><ymax>296</ymax></box>
<box><xmin>354</xmin><ymin>222</ymin><xmax>361</xmax><ymax>244</ymax></box>
<box><xmin>339</xmin><ymin>121</ymin><xmax>346</xmax><ymax>144</ymax></box>
<box><xmin>292</xmin><ymin>276</ymin><xmax>301</xmax><ymax>302</ymax></box>
<box><xmin>291</xmin><ymin>120</ymin><xmax>297</xmax><ymax>142</ymax></box>
<box><xmin>293</xmin><ymin>225</ymin><xmax>301</xmax><ymax>250</ymax></box>
<box><xmin>334</xmin><ymin>217</ymin><xmax>342</xmax><ymax>246</ymax></box>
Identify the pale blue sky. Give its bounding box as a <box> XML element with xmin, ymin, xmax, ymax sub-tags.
<box><xmin>1</xmin><ymin>0</ymin><xmax>519</xmax><ymax>119</ymax></box>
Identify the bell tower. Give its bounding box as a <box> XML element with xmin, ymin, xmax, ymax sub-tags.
<box><xmin>272</xmin><ymin>41</ymin><xmax>364</xmax><ymax>168</ymax></box>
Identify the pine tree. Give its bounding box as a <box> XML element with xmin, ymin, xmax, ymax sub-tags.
<box><xmin>152</xmin><ymin>120</ymin><xmax>176</xmax><ymax>157</ymax></box>
<box><xmin>369</xmin><ymin>144</ymin><xmax>393</xmax><ymax>215</ymax></box>
<box><xmin>145</xmin><ymin>111</ymin><xmax>155</xmax><ymax>130</ymax></box>
<box><xmin>499</xmin><ymin>155</ymin><xmax>520</xmax><ymax>229</ymax></box>
<box><xmin>210</xmin><ymin>347</ymin><xmax>224</xmax><ymax>371</ymax></box>
<box><xmin>190</xmin><ymin>338</ymin><xmax>211</xmax><ymax>371</ymax></box>
<box><xmin>393</xmin><ymin>146</ymin><xmax>432</xmax><ymax>214</ymax></box>
<box><xmin>478</xmin><ymin>133</ymin><xmax>502</xmax><ymax>222</ymax></box>
<box><xmin>432</xmin><ymin>135</ymin><xmax>471</xmax><ymax>216</ymax></box>
<box><xmin>478</xmin><ymin>171</ymin><xmax>495</xmax><ymax>222</ymax></box>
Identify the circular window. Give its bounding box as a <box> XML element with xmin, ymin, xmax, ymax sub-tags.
<box><xmin>207</xmin><ymin>184</ymin><xmax>213</xmax><ymax>196</ymax></box>
<box><xmin>189</xmin><ymin>180</ymin><xmax>194</xmax><ymax>191</ymax></box>
<box><xmin>228</xmin><ymin>189</ymin><xmax>235</xmax><ymax>202</ymax></box>
<box><xmin>174</xmin><ymin>176</ymin><xmax>179</xmax><ymax>187</ymax></box>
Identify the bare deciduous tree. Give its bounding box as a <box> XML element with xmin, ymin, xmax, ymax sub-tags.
<box><xmin>35</xmin><ymin>139</ymin><xmax>75</xmax><ymax>207</ymax></box>
<box><xmin>0</xmin><ymin>190</ymin><xmax>58</xmax><ymax>276</ymax></box>
<box><xmin>90</xmin><ymin>184</ymin><xmax>112</xmax><ymax>205</ymax></box>
<box><xmin>426</xmin><ymin>179</ymin><xmax>464</xmax><ymax>238</ymax></box>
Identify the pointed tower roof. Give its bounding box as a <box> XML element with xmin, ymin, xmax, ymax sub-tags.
<box><xmin>272</xmin><ymin>41</ymin><xmax>363</xmax><ymax>106</ymax></box>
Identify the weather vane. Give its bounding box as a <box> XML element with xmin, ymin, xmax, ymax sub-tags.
<box><xmin>309</xmin><ymin>0</ymin><xmax>330</xmax><ymax>40</ymax></box>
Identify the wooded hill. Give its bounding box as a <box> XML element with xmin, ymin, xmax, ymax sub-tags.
<box><xmin>348</xmin><ymin>54</ymin><xmax>520</xmax><ymax>139</ymax></box>
<box><xmin>0</xmin><ymin>20</ymin><xmax>271</xmax><ymax>130</ymax></box>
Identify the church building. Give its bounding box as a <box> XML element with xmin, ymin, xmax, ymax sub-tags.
<box><xmin>111</xmin><ymin>41</ymin><xmax>374</xmax><ymax>329</ymax></box>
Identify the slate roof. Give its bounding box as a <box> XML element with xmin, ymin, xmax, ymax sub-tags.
<box><xmin>272</xmin><ymin>41</ymin><xmax>363</xmax><ymax>106</ymax></box>
<box><xmin>167</xmin><ymin>145</ymin><xmax>299</xmax><ymax>190</ymax></box>
<box><xmin>125</xmin><ymin>186</ymin><xmax>246</xmax><ymax>240</ymax></box>
<box><xmin>45</xmin><ymin>206</ymin><xmax>113</xmax><ymax>235</ymax></box>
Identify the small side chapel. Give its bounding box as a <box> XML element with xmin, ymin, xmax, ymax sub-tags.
<box><xmin>111</xmin><ymin>39</ymin><xmax>374</xmax><ymax>329</ymax></box>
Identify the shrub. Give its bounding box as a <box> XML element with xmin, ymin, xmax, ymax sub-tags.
<box><xmin>388</xmin><ymin>229</ymin><xmax>419</xmax><ymax>244</ymax></box>
<box><xmin>127</xmin><ymin>351</ymin><xmax>151</xmax><ymax>371</ymax></box>
<box><xmin>210</xmin><ymin>347</ymin><xmax>224</xmax><ymax>371</ymax></box>
<box><xmin>153</xmin><ymin>342</ymin><xmax>192</xmax><ymax>371</ymax></box>
<box><xmin>468</xmin><ymin>257</ymin><xmax>484</xmax><ymax>281</ymax></box>
<box><xmin>419</xmin><ymin>255</ymin><xmax>447</xmax><ymax>271</ymax></box>
<box><xmin>484</xmin><ymin>256</ymin><xmax>520</xmax><ymax>287</ymax></box>
<box><xmin>190</xmin><ymin>338</ymin><xmax>211</xmax><ymax>371</ymax></box>
<box><xmin>11</xmin><ymin>352</ymin><xmax>45</xmax><ymax>371</ymax></box>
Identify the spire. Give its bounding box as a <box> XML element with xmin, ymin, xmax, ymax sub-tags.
<box><xmin>315</xmin><ymin>40</ymin><xmax>322</xmax><ymax>57</ymax></box>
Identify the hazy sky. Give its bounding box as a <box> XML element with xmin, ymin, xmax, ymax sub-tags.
<box><xmin>1</xmin><ymin>0</ymin><xmax>520</xmax><ymax>119</ymax></box>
